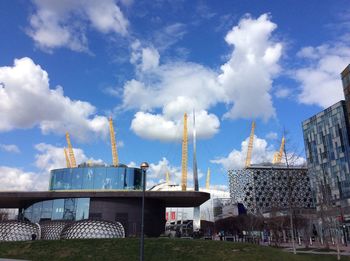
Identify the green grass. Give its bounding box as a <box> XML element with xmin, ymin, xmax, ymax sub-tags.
<box><xmin>0</xmin><ymin>238</ymin><xmax>348</xmax><ymax>261</ymax></box>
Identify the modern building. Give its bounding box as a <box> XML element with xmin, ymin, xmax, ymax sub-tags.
<box><xmin>302</xmin><ymin>100</ymin><xmax>350</xmax><ymax>209</ymax></box>
<box><xmin>301</xmin><ymin>64</ymin><xmax>350</xmax><ymax>214</ymax></box>
<box><xmin>228</xmin><ymin>165</ymin><xmax>315</xmax><ymax>215</ymax></box>
<box><xmin>0</xmin><ymin>164</ymin><xmax>209</xmax><ymax>239</ymax></box>
<box><xmin>341</xmin><ymin>64</ymin><xmax>350</xmax><ymax>122</ymax></box>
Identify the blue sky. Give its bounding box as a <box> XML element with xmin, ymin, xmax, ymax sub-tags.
<box><xmin>0</xmin><ymin>0</ymin><xmax>349</xmax><ymax>191</ymax></box>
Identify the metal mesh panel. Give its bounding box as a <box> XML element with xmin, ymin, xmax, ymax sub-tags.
<box><xmin>0</xmin><ymin>221</ymin><xmax>39</xmax><ymax>241</ymax></box>
<box><xmin>60</xmin><ymin>220</ymin><xmax>125</xmax><ymax>239</ymax></box>
<box><xmin>40</xmin><ymin>221</ymin><xmax>72</xmax><ymax>240</ymax></box>
<box><xmin>228</xmin><ymin>167</ymin><xmax>314</xmax><ymax>214</ymax></box>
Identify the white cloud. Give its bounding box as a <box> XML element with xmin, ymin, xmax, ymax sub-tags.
<box><xmin>218</xmin><ymin>13</ymin><xmax>281</xmax><ymax>121</ymax></box>
<box><xmin>0</xmin><ymin>57</ymin><xmax>109</xmax><ymax>142</ymax></box>
<box><xmin>274</xmin><ymin>87</ymin><xmax>292</xmax><ymax>98</ymax></box>
<box><xmin>0</xmin><ymin>166</ymin><xmax>48</xmax><ymax>191</ymax></box>
<box><xmin>117</xmin><ymin>140</ymin><xmax>124</xmax><ymax>148</ymax></box>
<box><xmin>27</xmin><ymin>0</ymin><xmax>128</xmax><ymax>52</ymax></box>
<box><xmin>265</xmin><ymin>132</ymin><xmax>278</xmax><ymax>140</ymax></box>
<box><xmin>120</xmin><ymin>13</ymin><xmax>282</xmax><ymax>141</ymax></box>
<box><xmin>153</xmin><ymin>23</ymin><xmax>187</xmax><ymax>51</ymax></box>
<box><xmin>211</xmin><ymin>135</ymin><xmax>276</xmax><ymax>170</ymax></box>
<box><xmin>130</xmin><ymin>110</ymin><xmax>219</xmax><ymax>141</ymax></box>
<box><xmin>130</xmin><ymin>43</ymin><xmax>160</xmax><ymax>72</ymax></box>
<box><xmin>294</xmin><ymin>44</ymin><xmax>350</xmax><ymax>108</ymax></box>
<box><xmin>34</xmin><ymin>143</ymin><xmax>104</xmax><ymax>171</ymax></box>
<box><xmin>146</xmin><ymin>157</ymin><xmax>204</xmax><ymax>188</ymax></box>
<box><xmin>0</xmin><ymin>144</ymin><xmax>20</xmax><ymax>153</ymax></box>
<box><xmin>211</xmin><ymin>134</ymin><xmax>306</xmax><ymax>170</ymax></box>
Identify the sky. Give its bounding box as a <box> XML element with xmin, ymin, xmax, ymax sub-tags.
<box><xmin>0</xmin><ymin>0</ymin><xmax>350</xmax><ymax>191</ymax></box>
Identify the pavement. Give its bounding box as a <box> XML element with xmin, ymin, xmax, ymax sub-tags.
<box><xmin>279</xmin><ymin>241</ymin><xmax>350</xmax><ymax>256</ymax></box>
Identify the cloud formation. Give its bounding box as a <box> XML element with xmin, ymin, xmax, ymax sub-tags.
<box><xmin>34</xmin><ymin>143</ymin><xmax>101</xmax><ymax>171</ymax></box>
<box><xmin>0</xmin><ymin>57</ymin><xmax>109</xmax><ymax>141</ymax></box>
<box><xmin>120</xmin><ymin>14</ymin><xmax>282</xmax><ymax>141</ymax></box>
<box><xmin>294</xmin><ymin>44</ymin><xmax>350</xmax><ymax>108</ymax></box>
<box><xmin>212</xmin><ymin>134</ymin><xmax>306</xmax><ymax>170</ymax></box>
<box><xmin>28</xmin><ymin>0</ymin><xmax>129</xmax><ymax>52</ymax></box>
<box><xmin>218</xmin><ymin>13</ymin><xmax>281</xmax><ymax>120</ymax></box>
<box><xmin>0</xmin><ymin>144</ymin><xmax>20</xmax><ymax>153</ymax></box>
<box><xmin>0</xmin><ymin>166</ymin><xmax>48</xmax><ymax>191</ymax></box>
<box><xmin>145</xmin><ymin>157</ymin><xmax>204</xmax><ymax>189</ymax></box>
<box><xmin>211</xmin><ymin>135</ymin><xmax>276</xmax><ymax>170</ymax></box>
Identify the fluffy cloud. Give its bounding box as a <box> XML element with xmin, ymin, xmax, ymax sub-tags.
<box><xmin>212</xmin><ymin>134</ymin><xmax>306</xmax><ymax>170</ymax></box>
<box><xmin>0</xmin><ymin>144</ymin><xmax>20</xmax><ymax>153</ymax></box>
<box><xmin>131</xmin><ymin>110</ymin><xmax>220</xmax><ymax>141</ymax></box>
<box><xmin>120</xmin><ymin>14</ymin><xmax>282</xmax><ymax>141</ymax></box>
<box><xmin>0</xmin><ymin>166</ymin><xmax>48</xmax><ymax>191</ymax></box>
<box><xmin>130</xmin><ymin>41</ymin><xmax>160</xmax><ymax>72</ymax></box>
<box><xmin>0</xmin><ymin>142</ymin><xmax>104</xmax><ymax>191</ymax></box>
<box><xmin>294</xmin><ymin>44</ymin><xmax>350</xmax><ymax>108</ymax></box>
<box><xmin>27</xmin><ymin>0</ymin><xmax>128</xmax><ymax>52</ymax></box>
<box><xmin>265</xmin><ymin>132</ymin><xmax>278</xmax><ymax>140</ymax></box>
<box><xmin>218</xmin><ymin>13</ymin><xmax>281</xmax><ymax>120</ymax></box>
<box><xmin>34</xmin><ymin>143</ymin><xmax>103</xmax><ymax>171</ymax></box>
<box><xmin>211</xmin><ymin>135</ymin><xmax>276</xmax><ymax>170</ymax></box>
<box><xmin>145</xmin><ymin>157</ymin><xmax>204</xmax><ymax>189</ymax></box>
<box><xmin>0</xmin><ymin>57</ymin><xmax>109</xmax><ymax>141</ymax></box>
<box><xmin>274</xmin><ymin>87</ymin><xmax>292</xmax><ymax>98</ymax></box>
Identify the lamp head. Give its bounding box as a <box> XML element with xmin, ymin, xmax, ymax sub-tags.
<box><xmin>140</xmin><ymin>162</ymin><xmax>149</xmax><ymax>171</ymax></box>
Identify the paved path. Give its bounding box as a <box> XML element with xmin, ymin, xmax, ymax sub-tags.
<box><xmin>283</xmin><ymin>247</ymin><xmax>350</xmax><ymax>256</ymax></box>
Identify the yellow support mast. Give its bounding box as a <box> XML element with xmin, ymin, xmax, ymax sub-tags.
<box><xmin>272</xmin><ymin>152</ymin><xmax>279</xmax><ymax>164</ymax></box>
<box><xmin>245</xmin><ymin>121</ymin><xmax>255</xmax><ymax>168</ymax></box>
<box><xmin>64</xmin><ymin>148</ymin><xmax>71</xmax><ymax>168</ymax></box>
<box><xmin>205</xmin><ymin>168</ymin><xmax>210</xmax><ymax>190</ymax></box>
<box><xmin>276</xmin><ymin>136</ymin><xmax>285</xmax><ymax>164</ymax></box>
<box><xmin>65</xmin><ymin>132</ymin><xmax>77</xmax><ymax>168</ymax></box>
<box><xmin>166</xmin><ymin>170</ymin><xmax>170</xmax><ymax>185</ymax></box>
<box><xmin>109</xmin><ymin>117</ymin><xmax>119</xmax><ymax>166</ymax></box>
<box><xmin>181</xmin><ymin>113</ymin><xmax>188</xmax><ymax>191</ymax></box>
<box><xmin>272</xmin><ymin>136</ymin><xmax>285</xmax><ymax>164</ymax></box>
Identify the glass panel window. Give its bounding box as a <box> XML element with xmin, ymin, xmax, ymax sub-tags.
<box><xmin>71</xmin><ymin>168</ymin><xmax>83</xmax><ymax>190</ymax></box>
<box><xmin>61</xmin><ymin>169</ymin><xmax>72</xmax><ymax>190</ymax></box>
<box><xmin>93</xmin><ymin>168</ymin><xmax>106</xmax><ymax>190</ymax></box>
<box><xmin>76</xmin><ymin>198</ymin><xmax>90</xmax><ymax>220</ymax></box>
<box><xmin>117</xmin><ymin>168</ymin><xmax>126</xmax><ymax>189</ymax></box>
<box><xmin>52</xmin><ymin>170</ymin><xmax>64</xmax><ymax>190</ymax></box>
<box><xmin>63</xmin><ymin>198</ymin><xmax>76</xmax><ymax>220</ymax></box>
<box><xmin>41</xmin><ymin>200</ymin><xmax>53</xmax><ymax>220</ymax></box>
<box><xmin>105</xmin><ymin>168</ymin><xmax>117</xmax><ymax>190</ymax></box>
<box><xmin>82</xmin><ymin>168</ymin><xmax>94</xmax><ymax>189</ymax></box>
<box><xmin>32</xmin><ymin>202</ymin><xmax>43</xmax><ymax>223</ymax></box>
<box><xmin>52</xmin><ymin>199</ymin><xmax>64</xmax><ymax>220</ymax></box>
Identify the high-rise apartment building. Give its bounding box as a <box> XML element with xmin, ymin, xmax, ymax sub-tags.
<box><xmin>342</xmin><ymin>65</ymin><xmax>350</xmax><ymax>121</ymax></box>
<box><xmin>302</xmin><ymin>101</ymin><xmax>350</xmax><ymax>207</ymax></box>
<box><xmin>302</xmin><ymin>64</ymin><xmax>350</xmax><ymax>211</ymax></box>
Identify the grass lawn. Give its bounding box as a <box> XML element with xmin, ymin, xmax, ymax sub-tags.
<box><xmin>0</xmin><ymin>238</ymin><xmax>349</xmax><ymax>261</ymax></box>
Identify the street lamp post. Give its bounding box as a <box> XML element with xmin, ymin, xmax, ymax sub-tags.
<box><xmin>140</xmin><ymin>162</ymin><xmax>149</xmax><ymax>261</ymax></box>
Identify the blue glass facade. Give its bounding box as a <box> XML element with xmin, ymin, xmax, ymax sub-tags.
<box><xmin>49</xmin><ymin>167</ymin><xmax>142</xmax><ymax>191</ymax></box>
<box><xmin>23</xmin><ymin>198</ymin><xmax>90</xmax><ymax>223</ymax></box>
<box><xmin>302</xmin><ymin>101</ymin><xmax>350</xmax><ymax>203</ymax></box>
<box><xmin>22</xmin><ymin>166</ymin><xmax>143</xmax><ymax>223</ymax></box>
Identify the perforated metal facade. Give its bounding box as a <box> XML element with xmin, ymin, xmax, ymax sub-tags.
<box><xmin>228</xmin><ymin>166</ymin><xmax>315</xmax><ymax>214</ymax></box>
<box><xmin>40</xmin><ymin>221</ymin><xmax>72</xmax><ymax>240</ymax></box>
<box><xmin>0</xmin><ymin>221</ymin><xmax>39</xmax><ymax>241</ymax></box>
<box><xmin>60</xmin><ymin>220</ymin><xmax>125</xmax><ymax>239</ymax></box>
